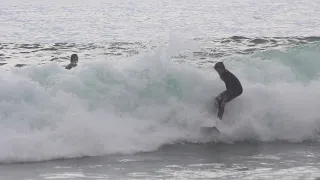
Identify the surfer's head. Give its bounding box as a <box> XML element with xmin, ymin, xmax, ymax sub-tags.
<box><xmin>70</xmin><ymin>54</ymin><xmax>78</xmax><ymax>64</ymax></box>
<box><xmin>214</xmin><ymin>62</ymin><xmax>225</xmax><ymax>74</ymax></box>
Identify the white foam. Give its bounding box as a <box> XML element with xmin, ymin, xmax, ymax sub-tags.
<box><xmin>0</xmin><ymin>42</ymin><xmax>320</xmax><ymax>163</ymax></box>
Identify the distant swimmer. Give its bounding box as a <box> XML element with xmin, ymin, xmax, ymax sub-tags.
<box><xmin>65</xmin><ymin>54</ymin><xmax>78</xmax><ymax>70</ymax></box>
<box><xmin>214</xmin><ymin>62</ymin><xmax>243</xmax><ymax>120</ymax></box>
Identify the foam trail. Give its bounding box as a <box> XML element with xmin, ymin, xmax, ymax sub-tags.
<box><xmin>0</xmin><ymin>42</ymin><xmax>320</xmax><ymax>163</ymax></box>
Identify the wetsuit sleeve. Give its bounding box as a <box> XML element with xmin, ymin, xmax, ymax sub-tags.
<box><xmin>65</xmin><ymin>64</ymin><xmax>72</xmax><ymax>69</ymax></box>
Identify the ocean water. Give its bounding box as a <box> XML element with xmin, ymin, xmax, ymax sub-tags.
<box><xmin>1</xmin><ymin>0</ymin><xmax>320</xmax><ymax>179</ymax></box>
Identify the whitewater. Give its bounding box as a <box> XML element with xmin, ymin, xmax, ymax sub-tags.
<box><xmin>1</xmin><ymin>0</ymin><xmax>320</xmax><ymax>179</ymax></box>
<box><xmin>0</xmin><ymin>40</ymin><xmax>319</xmax><ymax>164</ymax></box>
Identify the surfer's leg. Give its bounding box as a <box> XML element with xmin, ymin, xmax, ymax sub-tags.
<box><xmin>217</xmin><ymin>91</ymin><xmax>236</xmax><ymax>120</ymax></box>
<box><xmin>215</xmin><ymin>91</ymin><xmax>227</xmax><ymax>109</ymax></box>
<box><xmin>216</xmin><ymin>90</ymin><xmax>242</xmax><ymax>120</ymax></box>
<box><xmin>217</xmin><ymin>105</ymin><xmax>225</xmax><ymax>119</ymax></box>
<box><xmin>216</xmin><ymin>91</ymin><xmax>228</xmax><ymax>119</ymax></box>
<box><xmin>224</xmin><ymin>91</ymin><xmax>240</xmax><ymax>103</ymax></box>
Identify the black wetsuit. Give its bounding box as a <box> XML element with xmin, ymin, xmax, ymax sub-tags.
<box><xmin>65</xmin><ymin>63</ymin><xmax>77</xmax><ymax>70</ymax></box>
<box><xmin>215</xmin><ymin>69</ymin><xmax>243</xmax><ymax>119</ymax></box>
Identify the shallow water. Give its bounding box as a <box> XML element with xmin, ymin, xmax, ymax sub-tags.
<box><xmin>1</xmin><ymin>142</ymin><xmax>320</xmax><ymax>180</ymax></box>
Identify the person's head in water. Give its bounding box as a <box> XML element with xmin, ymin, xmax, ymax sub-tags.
<box><xmin>214</xmin><ymin>62</ymin><xmax>225</xmax><ymax>75</ymax></box>
<box><xmin>65</xmin><ymin>54</ymin><xmax>78</xmax><ymax>70</ymax></box>
<box><xmin>70</xmin><ymin>54</ymin><xmax>78</xmax><ymax>64</ymax></box>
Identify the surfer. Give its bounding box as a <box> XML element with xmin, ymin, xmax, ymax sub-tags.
<box><xmin>65</xmin><ymin>54</ymin><xmax>78</xmax><ymax>70</ymax></box>
<box><xmin>214</xmin><ymin>62</ymin><xmax>243</xmax><ymax>120</ymax></box>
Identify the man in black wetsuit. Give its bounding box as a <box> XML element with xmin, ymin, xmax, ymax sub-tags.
<box><xmin>65</xmin><ymin>54</ymin><xmax>78</xmax><ymax>70</ymax></box>
<box><xmin>214</xmin><ymin>62</ymin><xmax>243</xmax><ymax>120</ymax></box>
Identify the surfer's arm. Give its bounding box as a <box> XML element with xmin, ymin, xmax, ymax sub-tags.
<box><xmin>65</xmin><ymin>64</ymin><xmax>71</xmax><ymax>69</ymax></box>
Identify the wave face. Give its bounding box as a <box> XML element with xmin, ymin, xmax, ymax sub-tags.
<box><xmin>0</xmin><ymin>41</ymin><xmax>320</xmax><ymax>163</ymax></box>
